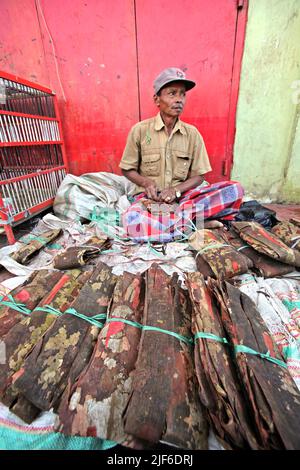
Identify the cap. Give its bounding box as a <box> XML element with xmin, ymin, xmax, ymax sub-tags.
<box><xmin>153</xmin><ymin>67</ymin><xmax>196</xmax><ymax>94</ymax></box>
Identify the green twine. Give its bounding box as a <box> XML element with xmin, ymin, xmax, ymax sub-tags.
<box><xmin>194</xmin><ymin>330</ymin><xmax>287</xmax><ymax>369</ymax></box>
<box><xmin>35</xmin><ymin>305</ymin><xmax>64</xmax><ymax>316</ymax></box>
<box><xmin>195</xmin><ymin>332</ymin><xmax>228</xmax><ymax>344</ymax></box>
<box><xmin>32</xmin><ymin>305</ymin><xmax>107</xmax><ymax>329</ymax></box>
<box><xmin>106</xmin><ymin>317</ymin><xmax>193</xmax><ymax>346</ymax></box>
<box><xmin>20</xmin><ymin>234</ymin><xmax>48</xmax><ymax>245</ymax></box>
<box><xmin>281</xmin><ymin>299</ymin><xmax>300</xmax><ymax>313</ymax></box>
<box><xmin>234</xmin><ymin>344</ymin><xmax>287</xmax><ymax>369</ymax></box>
<box><xmin>65</xmin><ymin>307</ymin><xmax>106</xmax><ymax>328</ymax></box>
<box><xmin>0</xmin><ymin>295</ymin><xmax>31</xmax><ymax>315</ymax></box>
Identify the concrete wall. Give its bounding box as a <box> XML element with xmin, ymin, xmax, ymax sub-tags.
<box><xmin>232</xmin><ymin>0</ymin><xmax>300</xmax><ymax>203</ymax></box>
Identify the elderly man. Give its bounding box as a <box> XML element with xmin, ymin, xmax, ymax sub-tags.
<box><xmin>119</xmin><ymin>67</ymin><xmax>243</xmax><ymax>242</ymax></box>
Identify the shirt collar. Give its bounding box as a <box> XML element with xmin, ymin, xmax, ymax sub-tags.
<box><xmin>154</xmin><ymin>113</ymin><xmax>186</xmax><ymax>135</ymax></box>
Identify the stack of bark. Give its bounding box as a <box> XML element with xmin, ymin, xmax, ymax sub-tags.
<box><xmin>1</xmin><ymin>260</ymin><xmax>300</xmax><ymax>449</ymax></box>
<box><xmin>190</xmin><ymin>220</ymin><xmax>300</xmax><ymax>279</ymax></box>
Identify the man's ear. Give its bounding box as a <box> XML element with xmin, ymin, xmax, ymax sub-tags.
<box><xmin>153</xmin><ymin>94</ymin><xmax>160</xmax><ymax>107</ymax></box>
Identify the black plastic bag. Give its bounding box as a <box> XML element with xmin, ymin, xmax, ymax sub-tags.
<box><xmin>235</xmin><ymin>200</ymin><xmax>278</xmax><ymax>229</ymax></box>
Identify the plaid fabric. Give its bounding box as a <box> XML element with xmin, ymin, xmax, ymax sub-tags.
<box><xmin>122</xmin><ymin>181</ymin><xmax>244</xmax><ymax>242</ymax></box>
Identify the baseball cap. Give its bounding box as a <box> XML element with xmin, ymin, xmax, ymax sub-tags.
<box><xmin>153</xmin><ymin>67</ymin><xmax>196</xmax><ymax>94</ymax></box>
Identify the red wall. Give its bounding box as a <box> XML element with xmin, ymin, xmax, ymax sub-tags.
<box><xmin>0</xmin><ymin>0</ymin><xmax>247</xmax><ymax>180</ymax></box>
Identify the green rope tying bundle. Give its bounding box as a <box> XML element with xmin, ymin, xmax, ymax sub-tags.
<box><xmin>194</xmin><ymin>330</ymin><xmax>287</xmax><ymax>369</ymax></box>
<box><xmin>33</xmin><ymin>306</ymin><xmax>107</xmax><ymax>328</ymax></box>
<box><xmin>0</xmin><ymin>295</ymin><xmax>32</xmax><ymax>315</ymax></box>
<box><xmin>20</xmin><ymin>234</ymin><xmax>48</xmax><ymax>245</ymax></box>
<box><xmin>194</xmin><ymin>331</ymin><xmax>229</xmax><ymax>344</ymax></box>
<box><xmin>0</xmin><ymin>293</ymin><xmax>288</xmax><ymax>369</ymax></box>
<box><xmin>106</xmin><ymin>317</ymin><xmax>194</xmax><ymax>346</ymax></box>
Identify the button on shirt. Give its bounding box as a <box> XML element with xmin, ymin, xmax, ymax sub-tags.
<box><xmin>119</xmin><ymin>113</ymin><xmax>212</xmax><ymax>194</ymax></box>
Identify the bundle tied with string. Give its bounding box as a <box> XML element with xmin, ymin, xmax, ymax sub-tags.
<box><xmin>210</xmin><ymin>278</ymin><xmax>300</xmax><ymax>449</ymax></box>
<box><xmin>57</xmin><ymin>270</ymin><xmax>147</xmax><ymax>448</ymax></box>
<box><xmin>0</xmin><ymin>269</ymin><xmax>63</xmax><ymax>337</ymax></box>
<box><xmin>10</xmin><ymin>229</ymin><xmax>62</xmax><ymax>265</ymax></box>
<box><xmin>232</xmin><ymin>221</ymin><xmax>300</xmax><ymax>267</ymax></box>
<box><xmin>12</xmin><ymin>262</ymin><xmax>118</xmax><ymax>414</ymax></box>
<box><xmin>188</xmin><ymin>229</ymin><xmax>252</xmax><ymax>279</ymax></box>
<box><xmin>186</xmin><ymin>271</ymin><xmax>261</xmax><ymax>449</ymax></box>
<box><xmin>271</xmin><ymin>221</ymin><xmax>300</xmax><ymax>251</ymax></box>
<box><xmin>0</xmin><ymin>268</ymin><xmax>91</xmax><ymax>423</ymax></box>
<box><xmin>53</xmin><ymin>236</ymin><xmax>111</xmax><ymax>270</ymax></box>
<box><xmin>123</xmin><ymin>265</ymin><xmax>208</xmax><ymax>449</ymax></box>
<box><xmin>222</xmin><ymin>228</ymin><xmax>294</xmax><ymax>278</ymax></box>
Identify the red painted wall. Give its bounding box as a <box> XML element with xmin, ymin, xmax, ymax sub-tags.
<box><xmin>0</xmin><ymin>0</ymin><xmax>247</xmax><ymax>180</ymax></box>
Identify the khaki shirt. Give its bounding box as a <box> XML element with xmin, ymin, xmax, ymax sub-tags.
<box><xmin>119</xmin><ymin>113</ymin><xmax>212</xmax><ymax>194</ymax></box>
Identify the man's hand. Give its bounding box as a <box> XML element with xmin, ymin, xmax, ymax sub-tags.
<box><xmin>159</xmin><ymin>188</ymin><xmax>176</xmax><ymax>204</ymax></box>
<box><xmin>143</xmin><ymin>178</ymin><xmax>159</xmax><ymax>201</ymax></box>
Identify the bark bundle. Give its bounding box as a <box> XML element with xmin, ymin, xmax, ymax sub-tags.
<box><xmin>13</xmin><ymin>262</ymin><xmax>117</xmax><ymax>413</ymax></box>
<box><xmin>0</xmin><ymin>269</ymin><xmax>92</xmax><ymax>422</ymax></box>
<box><xmin>53</xmin><ymin>236</ymin><xmax>111</xmax><ymax>270</ymax></box>
<box><xmin>10</xmin><ymin>229</ymin><xmax>62</xmax><ymax>264</ymax></box>
<box><xmin>189</xmin><ymin>229</ymin><xmax>252</xmax><ymax>279</ymax></box>
<box><xmin>57</xmin><ymin>270</ymin><xmax>145</xmax><ymax>445</ymax></box>
<box><xmin>210</xmin><ymin>279</ymin><xmax>300</xmax><ymax>449</ymax></box>
<box><xmin>123</xmin><ymin>266</ymin><xmax>207</xmax><ymax>449</ymax></box>
<box><xmin>232</xmin><ymin>221</ymin><xmax>300</xmax><ymax>267</ymax></box>
<box><xmin>271</xmin><ymin>221</ymin><xmax>300</xmax><ymax>251</ymax></box>
<box><xmin>186</xmin><ymin>272</ymin><xmax>260</xmax><ymax>449</ymax></box>
<box><xmin>0</xmin><ymin>270</ymin><xmax>63</xmax><ymax>337</ymax></box>
<box><xmin>223</xmin><ymin>228</ymin><xmax>294</xmax><ymax>278</ymax></box>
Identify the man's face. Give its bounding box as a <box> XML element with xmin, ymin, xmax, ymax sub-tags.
<box><xmin>154</xmin><ymin>82</ymin><xmax>186</xmax><ymax>118</ymax></box>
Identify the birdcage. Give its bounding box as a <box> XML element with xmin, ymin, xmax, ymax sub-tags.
<box><xmin>0</xmin><ymin>71</ymin><xmax>68</xmax><ymax>244</ymax></box>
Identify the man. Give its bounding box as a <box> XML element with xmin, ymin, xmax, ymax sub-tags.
<box><xmin>119</xmin><ymin>67</ymin><xmax>212</xmax><ymax>203</ymax></box>
<box><xmin>119</xmin><ymin>67</ymin><xmax>243</xmax><ymax>242</ymax></box>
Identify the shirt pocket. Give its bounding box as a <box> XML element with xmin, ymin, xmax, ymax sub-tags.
<box><xmin>173</xmin><ymin>154</ymin><xmax>191</xmax><ymax>180</ymax></box>
<box><xmin>140</xmin><ymin>154</ymin><xmax>161</xmax><ymax>176</ymax></box>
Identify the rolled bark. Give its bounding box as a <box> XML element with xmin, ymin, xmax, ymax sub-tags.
<box><xmin>186</xmin><ymin>272</ymin><xmax>260</xmax><ymax>449</ymax></box>
<box><xmin>232</xmin><ymin>221</ymin><xmax>300</xmax><ymax>267</ymax></box>
<box><xmin>224</xmin><ymin>228</ymin><xmax>294</xmax><ymax>278</ymax></box>
<box><xmin>123</xmin><ymin>266</ymin><xmax>207</xmax><ymax>449</ymax></box>
<box><xmin>0</xmin><ymin>269</ymin><xmax>91</xmax><ymax>417</ymax></box>
<box><xmin>13</xmin><ymin>262</ymin><xmax>117</xmax><ymax>412</ymax></box>
<box><xmin>271</xmin><ymin>221</ymin><xmax>300</xmax><ymax>251</ymax></box>
<box><xmin>53</xmin><ymin>236</ymin><xmax>111</xmax><ymax>269</ymax></box>
<box><xmin>10</xmin><ymin>229</ymin><xmax>62</xmax><ymax>264</ymax></box>
<box><xmin>57</xmin><ymin>270</ymin><xmax>145</xmax><ymax>446</ymax></box>
<box><xmin>210</xmin><ymin>279</ymin><xmax>300</xmax><ymax>450</ymax></box>
<box><xmin>0</xmin><ymin>270</ymin><xmax>63</xmax><ymax>338</ymax></box>
<box><xmin>189</xmin><ymin>229</ymin><xmax>252</xmax><ymax>279</ymax></box>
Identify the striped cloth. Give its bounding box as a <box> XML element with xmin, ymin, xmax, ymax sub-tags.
<box><xmin>122</xmin><ymin>180</ymin><xmax>244</xmax><ymax>242</ymax></box>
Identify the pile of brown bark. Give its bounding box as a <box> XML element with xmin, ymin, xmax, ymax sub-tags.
<box><xmin>0</xmin><ymin>261</ymin><xmax>300</xmax><ymax>449</ymax></box>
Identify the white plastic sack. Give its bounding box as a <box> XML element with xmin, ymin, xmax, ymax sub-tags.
<box><xmin>53</xmin><ymin>172</ymin><xmax>135</xmax><ymax>222</ymax></box>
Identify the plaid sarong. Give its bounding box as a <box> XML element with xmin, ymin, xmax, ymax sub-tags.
<box><xmin>122</xmin><ymin>181</ymin><xmax>244</xmax><ymax>242</ymax></box>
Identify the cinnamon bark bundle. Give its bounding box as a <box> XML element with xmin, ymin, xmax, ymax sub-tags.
<box><xmin>53</xmin><ymin>236</ymin><xmax>111</xmax><ymax>270</ymax></box>
<box><xmin>13</xmin><ymin>262</ymin><xmax>117</xmax><ymax>413</ymax></box>
<box><xmin>0</xmin><ymin>269</ymin><xmax>91</xmax><ymax>419</ymax></box>
<box><xmin>210</xmin><ymin>279</ymin><xmax>300</xmax><ymax>449</ymax></box>
<box><xmin>232</xmin><ymin>221</ymin><xmax>300</xmax><ymax>267</ymax></box>
<box><xmin>10</xmin><ymin>229</ymin><xmax>62</xmax><ymax>264</ymax></box>
<box><xmin>56</xmin><ymin>270</ymin><xmax>145</xmax><ymax>445</ymax></box>
<box><xmin>189</xmin><ymin>229</ymin><xmax>252</xmax><ymax>279</ymax></box>
<box><xmin>223</xmin><ymin>228</ymin><xmax>294</xmax><ymax>278</ymax></box>
<box><xmin>186</xmin><ymin>272</ymin><xmax>260</xmax><ymax>449</ymax></box>
<box><xmin>0</xmin><ymin>270</ymin><xmax>63</xmax><ymax>337</ymax></box>
<box><xmin>271</xmin><ymin>221</ymin><xmax>300</xmax><ymax>251</ymax></box>
<box><xmin>123</xmin><ymin>266</ymin><xmax>207</xmax><ymax>449</ymax></box>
